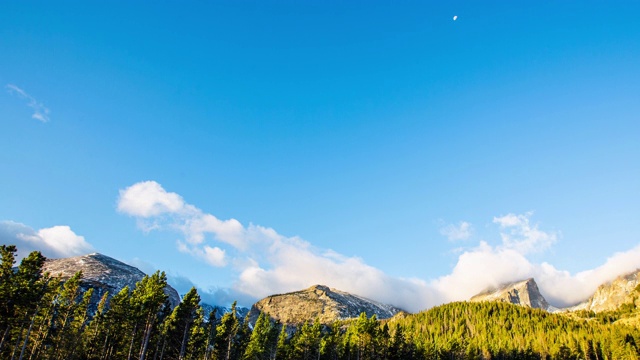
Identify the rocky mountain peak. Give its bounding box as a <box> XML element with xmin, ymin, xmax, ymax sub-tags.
<box><xmin>470</xmin><ymin>278</ymin><xmax>551</xmax><ymax>311</ymax></box>
<box><xmin>248</xmin><ymin>284</ymin><xmax>402</xmax><ymax>326</ymax></box>
<box><xmin>571</xmin><ymin>269</ymin><xmax>640</xmax><ymax>313</ymax></box>
<box><xmin>43</xmin><ymin>253</ymin><xmax>180</xmax><ymax>308</ymax></box>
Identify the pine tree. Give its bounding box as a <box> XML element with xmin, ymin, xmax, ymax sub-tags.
<box><xmin>0</xmin><ymin>248</ymin><xmax>48</xmax><ymax>358</ymax></box>
<box><xmin>103</xmin><ymin>286</ymin><xmax>134</xmax><ymax>359</ymax></box>
<box><xmin>203</xmin><ymin>308</ymin><xmax>218</xmax><ymax>360</ymax></box>
<box><xmin>49</xmin><ymin>271</ymin><xmax>84</xmax><ymax>360</ymax></box>
<box><xmin>0</xmin><ymin>245</ymin><xmax>17</xmax><ymax>355</ymax></box>
<box><xmin>130</xmin><ymin>271</ymin><xmax>169</xmax><ymax>360</ymax></box>
<box><xmin>84</xmin><ymin>291</ymin><xmax>109</xmax><ymax>360</ymax></box>
<box><xmin>186</xmin><ymin>306</ymin><xmax>207</xmax><ymax>359</ymax></box>
<box><xmin>290</xmin><ymin>319</ymin><xmax>322</xmax><ymax>360</ymax></box>
<box><xmin>243</xmin><ymin>312</ymin><xmax>274</xmax><ymax>360</ymax></box>
<box><xmin>13</xmin><ymin>250</ymin><xmax>49</xmax><ymax>360</ymax></box>
<box><xmin>163</xmin><ymin>287</ymin><xmax>202</xmax><ymax>360</ymax></box>
<box><xmin>214</xmin><ymin>301</ymin><xmax>240</xmax><ymax>360</ymax></box>
<box><xmin>274</xmin><ymin>323</ymin><xmax>289</xmax><ymax>360</ymax></box>
<box><xmin>319</xmin><ymin>322</ymin><xmax>343</xmax><ymax>360</ymax></box>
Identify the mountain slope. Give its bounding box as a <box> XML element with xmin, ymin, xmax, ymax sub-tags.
<box><xmin>248</xmin><ymin>284</ymin><xmax>402</xmax><ymax>325</ymax></box>
<box><xmin>199</xmin><ymin>302</ymin><xmax>250</xmax><ymax>321</ymax></box>
<box><xmin>470</xmin><ymin>278</ymin><xmax>552</xmax><ymax>311</ymax></box>
<box><xmin>571</xmin><ymin>270</ymin><xmax>640</xmax><ymax>313</ymax></box>
<box><xmin>43</xmin><ymin>253</ymin><xmax>180</xmax><ymax>308</ymax></box>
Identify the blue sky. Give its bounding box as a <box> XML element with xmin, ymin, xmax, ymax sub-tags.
<box><xmin>1</xmin><ymin>1</ymin><xmax>639</xmax><ymax>311</ymax></box>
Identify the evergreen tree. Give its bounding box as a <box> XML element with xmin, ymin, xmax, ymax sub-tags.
<box><xmin>203</xmin><ymin>308</ymin><xmax>218</xmax><ymax>360</ymax></box>
<box><xmin>130</xmin><ymin>271</ymin><xmax>169</xmax><ymax>360</ymax></box>
<box><xmin>274</xmin><ymin>323</ymin><xmax>289</xmax><ymax>360</ymax></box>
<box><xmin>290</xmin><ymin>319</ymin><xmax>322</xmax><ymax>360</ymax></box>
<box><xmin>243</xmin><ymin>312</ymin><xmax>275</xmax><ymax>360</ymax></box>
<box><xmin>214</xmin><ymin>301</ymin><xmax>240</xmax><ymax>360</ymax></box>
<box><xmin>163</xmin><ymin>287</ymin><xmax>202</xmax><ymax>360</ymax></box>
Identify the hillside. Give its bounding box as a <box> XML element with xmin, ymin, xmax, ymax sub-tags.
<box><xmin>571</xmin><ymin>270</ymin><xmax>640</xmax><ymax>313</ymax></box>
<box><xmin>387</xmin><ymin>301</ymin><xmax>640</xmax><ymax>359</ymax></box>
<box><xmin>248</xmin><ymin>284</ymin><xmax>402</xmax><ymax>325</ymax></box>
<box><xmin>43</xmin><ymin>252</ymin><xmax>181</xmax><ymax>308</ymax></box>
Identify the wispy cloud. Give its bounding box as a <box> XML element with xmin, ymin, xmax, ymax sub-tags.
<box><xmin>6</xmin><ymin>84</ymin><xmax>50</xmax><ymax>122</ymax></box>
<box><xmin>439</xmin><ymin>221</ymin><xmax>473</xmax><ymax>241</ymax></box>
<box><xmin>493</xmin><ymin>212</ymin><xmax>558</xmax><ymax>254</ymax></box>
<box><xmin>117</xmin><ymin>181</ymin><xmax>640</xmax><ymax>311</ymax></box>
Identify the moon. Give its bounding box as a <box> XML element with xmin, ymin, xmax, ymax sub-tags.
<box><xmin>453</xmin><ymin>15</ymin><xmax>458</xmax><ymax>21</ymax></box>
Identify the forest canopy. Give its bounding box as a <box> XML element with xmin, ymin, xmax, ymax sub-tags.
<box><xmin>2</xmin><ymin>245</ymin><xmax>640</xmax><ymax>360</ymax></box>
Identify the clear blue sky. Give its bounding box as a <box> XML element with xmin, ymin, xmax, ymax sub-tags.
<box><xmin>1</xmin><ymin>1</ymin><xmax>639</xmax><ymax>310</ymax></box>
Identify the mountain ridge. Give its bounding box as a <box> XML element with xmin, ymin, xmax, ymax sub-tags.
<box><xmin>42</xmin><ymin>252</ymin><xmax>181</xmax><ymax>308</ymax></box>
<box><xmin>469</xmin><ymin>278</ymin><xmax>554</xmax><ymax>311</ymax></box>
<box><xmin>248</xmin><ymin>284</ymin><xmax>403</xmax><ymax>326</ymax></box>
<box><xmin>570</xmin><ymin>269</ymin><xmax>640</xmax><ymax>313</ymax></box>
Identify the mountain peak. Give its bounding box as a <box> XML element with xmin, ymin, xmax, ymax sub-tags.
<box><xmin>309</xmin><ymin>284</ymin><xmax>331</xmax><ymax>292</ymax></box>
<box><xmin>571</xmin><ymin>269</ymin><xmax>640</xmax><ymax>313</ymax></box>
<box><xmin>248</xmin><ymin>285</ymin><xmax>402</xmax><ymax>326</ymax></box>
<box><xmin>470</xmin><ymin>278</ymin><xmax>551</xmax><ymax>311</ymax></box>
<box><xmin>43</xmin><ymin>252</ymin><xmax>180</xmax><ymax>308</ymax></box>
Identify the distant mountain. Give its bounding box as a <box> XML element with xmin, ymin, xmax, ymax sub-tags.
<box><xmin>248</xmin><ymin>284</ymin><xmax>402</xmax><ymax>326</ymax></box>
<box><xmin>470</xmin><ymin>278</ymin><xmax>553</xmax><ymax>311</ymax></box>
<box><xmin>197</xmin><ymin>302</ymin><xmax>250</xmax><ymax>321</ymax></box>
<box><xmin>570</xmin><ymin>270</ymin><xmax>640</xmax><ymax>313</ymax></box>
<box><xmin>43</xmin><ymin>253</ymin><xmax>181</xmax><ymax>308</ymax></box>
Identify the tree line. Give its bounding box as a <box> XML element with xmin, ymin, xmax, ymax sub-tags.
<box><xmin>2</xmin><ymin>245</ymin><xmax>640</xmax><ymax>360</ymax></box>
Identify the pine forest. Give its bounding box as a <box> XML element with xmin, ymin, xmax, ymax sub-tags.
<box><xmin>2</xmin><ymin>246</ymin><xmax>640</xmax><ymax>360</ymax></box>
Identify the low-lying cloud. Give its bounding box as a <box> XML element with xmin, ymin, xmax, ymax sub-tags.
<box><xmin>118</xmin><ymin>181</ymin><xmax>640</xmax><ymax>311</ymax></box>
<box><xmin>0</xmin><ymin>220</ymin><xmax>93</xmax><ymax>260</ymax></box>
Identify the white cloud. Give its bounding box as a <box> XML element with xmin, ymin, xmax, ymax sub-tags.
<box><xmin>493</xmin><ymin>212</ymin><xmax>558</xmax><ymax>254</ymax></box>
<box><xmin>440</xmin><ymin>221</ymin><xmax>472</xmax><ymax>241</ymax></box>
<box><xmin>37</xmin><ymin>226</ymin><xmax>93</xmax><ymax>257</ymax></box>
<box><xmin>177</xmin><ymin>240</ymin><xmax>227</xmax><ymax>267</ymax></box>
<box><xmin>6</xmin><ymin>84</ymin><xmax>51</xmax><ymax>123</ymax></box>
<box><xmin>0</xmin><ymin>221</ymin><xmax>93</xmax><ymax>260</ymax></box>
<box><xmin>117</xmin><ymin>181</ymin><xmax>640</xmax><ymax>311</ymax></box>
<box><xmin>433</xmin><ymin>242</ymin><xmax>534</xmax><ymax>302</ymax></box>
<box><xmin>117</xmin><ymin>181</ymin><xmax>442</xmax><ymax>311</ymax></box>
<box><xmin>117</xmin><ymin>181</ymin><xmax>187</xmax><ymax>217</ymax></box>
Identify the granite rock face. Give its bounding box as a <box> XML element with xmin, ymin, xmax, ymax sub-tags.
<box><xmin>248</xmin><ymin>285</ymin><xmax>403</xmax><ymax>326</ymax></box>
<box><xmin>470</xmin><ymin>278</ymin><xmax>552</xmax><ymax>311</ymax></box>
<box><xmin>43</xmin><ymin>253</ymin><xmax>181</xmax><ymax>309</ymax></box>
<box><xmin>571</xmin><ymin>270</ymin><xmax>640</xmax><ymax>313</ymax></box>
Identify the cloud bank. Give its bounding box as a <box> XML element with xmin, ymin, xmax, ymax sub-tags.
<box><xmin>0</xmin><ymin>220</ymin><xmax>94</xmax><ymax>260</ymax></box>
<box><xmin>6</xmin><ymin>84</ymin><xmax>51</xmax><ymax>122</ymax></box>
<box><xmin>118</xmin><ymin>181</ymin><xmax>640</xmax><ymax>311</ymax></box>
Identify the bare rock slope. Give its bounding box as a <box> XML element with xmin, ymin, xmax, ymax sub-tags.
<box><xmin>248</xmin><ymin>285</ymin><xmax>402</xmax><ymax>325</ymax></box>
<box><xmin>43</xmin><ymin>253</ymin><xmax>180</xmax><ymax>308</ymax></box>
<box><xmin>571</xmin><ymin>270</ymin><xmax>640</xmax><ymax>313</ymax></box>
<box><xmin>470</xmin><ymin>278</ymin><xmax>552</xmax><ymax>311</ymax></box>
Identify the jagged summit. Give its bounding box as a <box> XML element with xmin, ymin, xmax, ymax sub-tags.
<box><xmin>571</xmin><ymin>269</ymin><xmax>640</xmax><ymax>313</ymax></box>
<box><xmin>470</xmin><ymin>278</ymin><xmax>552</xmax><ymax>311</ymax></box>
<box><xmin>248</xmin><ymin>284</ymin><xmax>402</xmax><ymax>326</ymax></box>
<box><xmin>43</xmin><ymin>252</ymin><xmax>180</xmax><ymax>308</ymax></box>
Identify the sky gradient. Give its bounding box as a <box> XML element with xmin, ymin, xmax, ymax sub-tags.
<box><xmin>1</xmin><ymin>1</ymin><xmax>639</xmax><ymax>311</ymax></box>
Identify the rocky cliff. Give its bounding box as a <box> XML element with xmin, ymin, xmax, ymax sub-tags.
<box><xmin>43</xmin><ymin>253</ymin><xmax>181</xmax><ymax>308</ymax></box>
<box><xmin>571</xmin><ymin>270</ymin><xmax>640</xmax><ymax>313</ymax></box>
<box><xmin>248</xmin><ymin>285</ymin><xmax>402</xmax><ymax>326</ymax></box>
<box><xmin>470</xmin><ymin>278</ymin><xmax>552</xmax><ymax>311</ymax></box>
